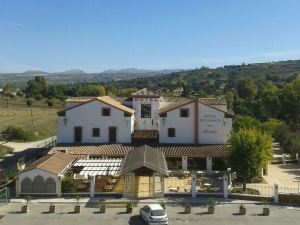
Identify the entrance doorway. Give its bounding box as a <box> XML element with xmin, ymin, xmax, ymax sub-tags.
<box><xmin>109</xmin><ymin>127</ymin><xmax>117</xmax><ymax>143</ymax></box>
<box><xmin>74</xmin><ymin>127</ymin><xmax>82</xmax><ymax>143</ymax></box>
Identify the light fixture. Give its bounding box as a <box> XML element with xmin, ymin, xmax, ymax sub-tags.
<box><xmin>63</xmin><ymin>118</ymin><xmax>68</xmax><ymax>126</ymax></box>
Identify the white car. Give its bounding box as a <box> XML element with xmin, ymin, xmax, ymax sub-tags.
<box><xmin>140</xmin><ymin>204</ymin><xmax>168</xmax><ymax>225</ymax></box>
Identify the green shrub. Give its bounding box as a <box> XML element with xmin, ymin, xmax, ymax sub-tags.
<box><xmin>47</xmin><ymin>99</ymin><xmax>53</xmax><ymax>107</ymax></box>
<box><xmin>0</xmin><ymin>144</ymin><xmax>13</xmax><ymax>157</ymax></box>
<box><xmin>61</xmin><ymin>176</ymin><xmax>75</xmax><ymax>193</ymax></box>
<box><xmin>1</xmin><ymin>126</ymin><xmax>34</xmax><ymax>141</ymax></box>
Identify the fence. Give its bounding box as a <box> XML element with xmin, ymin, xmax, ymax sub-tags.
<box><xmin>279</xmin><ymin>186</ymin><xmax>300</xmax><ymax>194</ymax></box>
<box><xmin>0</xmin><ymin>187</ymin><xmax>10</xmax><ymax>205</ymax></box>
<box><xmin>37</xmin><ymin>137</ymin><xmax>57</xmax><ymax>149</ymax></box>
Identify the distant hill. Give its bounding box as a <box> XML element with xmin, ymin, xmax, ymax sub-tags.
<box><xmin>101</xmin><ymin>68</ymin><xmax>181</xmax><ymax>74</ymax></box>
<box><xmin>0</xmin><ymin>68</ymin><xmax>181</xmax><ymax>85</ymax></box>
<box><xmin>106</xmin><ymin>59</ymin><xmax>300</xmax><ymax>96</ymax></box>
<box><xmin>1</xmin><ymin>60</ymin><xmax>300</xmax><ymax>88</ymax></box>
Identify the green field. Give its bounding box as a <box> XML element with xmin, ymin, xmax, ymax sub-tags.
<box><xmin>0</xmin><ymin>107</ymin><xmax>59</xmax><ymax>141</ymax></box>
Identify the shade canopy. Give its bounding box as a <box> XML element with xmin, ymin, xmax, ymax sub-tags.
<box><xmin>74</xmin><ymin>158</ymin><xmax>123</xmax><ymax>176</ymax></box>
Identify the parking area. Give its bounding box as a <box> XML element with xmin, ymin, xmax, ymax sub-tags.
<box><xmin>0</xmin><ymin>203</ymin><xmax>300</xmax><ymax>225</ymax></box>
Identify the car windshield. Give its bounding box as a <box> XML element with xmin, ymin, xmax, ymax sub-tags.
<box><xmin>151</xmin><ymin>209</ymin><xmax>165</xmax><ymax>216</ymax></box>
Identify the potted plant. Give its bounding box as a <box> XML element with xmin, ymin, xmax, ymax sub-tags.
<box><xmin>126</xmin><ymin>201</ymin><xmax>133</xmax><ymax>213</ymax></box>
<box><xmin>21</xmin><ymin>195</ymin><xmax>31</xmax><ymax>213</ymax></box>
<box><xmin>239</xmin><ymin>204</ymin><xmax>246</xmax><ymax>215</ymax></box>
<box><xmin>49</xmin><ymin>203</ymin><xmax>56</xmax><ymax>213</ymax></box>
<box><xmin>160</xmin><ymin>201</ymin><xmax>166</xmax><ymax>210</ymax></box>
<box><xmin>262</xmin><ymin>200</ymin><xmax>270</xmax><ymax>216</ymax></box>
<box><xmin>207</xmin><ymin>198</ymin><xmax>215</xmax><ymax>214</ymax></box>
<box><xmin>100</xmin><ymin>204</ymin><xmax>106</xmax><ymax>213</ymax></box>
<box><xmin>74</xmin><ymin>195</ymin><xmax>81</xmax><ymax>213</ymax></box>
<box><xmin>184</xmin><ymin>204</ymin><xmax>191</xmax><ymax>214</ymax></box>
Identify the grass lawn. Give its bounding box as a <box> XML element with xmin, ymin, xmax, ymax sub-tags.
<box><xmin>0</xmin><ymin>107</ymin><xmax>59</xmax><ymax>141</ymax></box>
<box><xmin>0</xmin><ymin>144</ymin><xmax>13</xmax><ymax>157</ymax></box>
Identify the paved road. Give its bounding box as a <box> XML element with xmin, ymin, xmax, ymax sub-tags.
<box><xmin>0</xmin><ymin>203</ymin><xmax>299</xmax><ymax>225</ymax></box>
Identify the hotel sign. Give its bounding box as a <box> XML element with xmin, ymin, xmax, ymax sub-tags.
<box><xmin>200</xmin><ymin>114</ymin><xmax>221</xmax><ymax>134</ymax></box>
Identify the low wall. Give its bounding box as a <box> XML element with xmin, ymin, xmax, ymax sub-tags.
<box><xmin>279</xmin><ymin>193</ymin><xmax>300</xmax><ymax>205</ymax></box>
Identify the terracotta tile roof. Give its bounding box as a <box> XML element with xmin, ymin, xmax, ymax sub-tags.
<box><xmin>132</xmin><ymin>88</ymin><xmax>160</xmax><ymax>98</ymax></box>
<box><xmin>200</xmin><ymin>98</ymin><xmax>227</xmax><ymax>105</ymax></box>
<box><xmin>158</xmin><ymin>98</ymin><xmax>234</xmax><ymax>118</ymax></box>
<box><xmin>60</xmin><ymin>96</ymin><xmax>134</xmax><ymax>114</ymax></box>
<box><xmin>19</xmin><ymin>152</ymin><xmax>76</xmax><ymax>175</ymax></box>
<box><xmin>120</xmin><ymin>145</ymin><xmax>168</xmax><ymax>175</ymax></box>
<box><xmin>49</xmin><ymin>144</ymin><xmax>227</xmax><ymax>158</ymax></box>
<box><xmin>158</xmin><ymin>99</ymin><xmax>194</xmax><ymax>114</ymax></box>
<box><xmin>66</xmin><ymin>97</ymin><xmax>95</xmax><ymax>103</ymax></box>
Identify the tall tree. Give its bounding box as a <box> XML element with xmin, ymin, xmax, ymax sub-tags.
<box><xmin>227</xmin><ymin>128</ymin><xmax>272</xmax><ymax>191</ymax></box>
<box><xmin>236</xmin><ymin>78</ymin><xmax>257</xmax><ymax>101</ymax></box>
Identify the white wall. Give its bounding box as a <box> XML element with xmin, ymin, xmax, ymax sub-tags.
<box><xmin>16</xmin><ymin>169</ymin><xmax>60</xmax><ymax>196</ymax></box>
<box><xmin>57</xmin><ymin>100</ymin><xmax>134</xmax><ymax>143</ymax></box>
<box><xmin>199</xmin><ymin>103</ymin><xmax>232</xmax><ymax>144</ymax></box>
<box><xmin>159</xmin><ymin>102</ymin><xmax>232</xmax><ymax>144</ymax></box>
<box><xmin>133</xmin><ymin>97</ymin><xmax>160</xmax><ymax>130</ymax></box>
<box><xmin>159</xmin><ymin>102</ymin><xmax>195</xmax><ymax>143</ymax></box>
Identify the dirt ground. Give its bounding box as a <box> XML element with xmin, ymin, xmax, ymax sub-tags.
<box><xmin>263</xmin><ymin>164</ymin><xmax>300</xmax><ymax>188</ymax></box>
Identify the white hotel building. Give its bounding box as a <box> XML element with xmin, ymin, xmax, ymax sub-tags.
<box><xmin>16</xmin><ymin>88</ymin><xmax>234</xmax><ymax>198</ymax></box>
<box><xmin>55</xmin><ymin>88</ymin><xmax>233</xmax><ymax>172</ymax></box>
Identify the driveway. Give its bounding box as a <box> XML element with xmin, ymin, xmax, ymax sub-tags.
<box><xmin>0</xmin><ymin>136</ymin><xmax>56</xmax><ymax>153</ymax></box>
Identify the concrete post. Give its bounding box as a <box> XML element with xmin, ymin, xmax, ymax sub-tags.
<box><xmin>296</xmin><ymin>153</ymin><xmax>299</xmax><ymax>164</ymax></box>
<box><xmin>206</xmin><ymin>157</ymin><xmax>212</xmax><ymax>175</ymax></box>
<box><xmin>191</xmin><ymin>174</ymin><xmax>196</xmax><ymax>198</ymax></box>
<box><xmin>283</xmin><ymin>154</ymin><xmax>286</xmax><ymax>164</ymax></box>
<box><xmin>57</xmin><ymin>176</ymin><xmax>62</xmax><ymax>197</ymax></box>
<box><xmin>90</xmin><ymin>176</ymin><xmax>96</xmax><ymax>197</ymax></box>
<box><xmin>223</xmin><ymin>174</ymin><xmax>228</xmax><ymax>199</ymax></box>
<box><xmin>182</xmin><ymin>156</ymin><xmax>188</xmax><ymax>171</ymax></box>
<box><xmin>274</xmin><ymin>183</ymin><xmax>279</xmax><ymax>204</ymax></box>
<box><xmin>15</xmin><ymin>176</ymin><xmax>20</xmax><ymax>197</ymax></box>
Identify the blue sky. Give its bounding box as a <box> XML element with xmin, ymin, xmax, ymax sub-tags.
<box><xmin>1</xmin><ymin>0</ymin><xmax>300</xmax><ymax>73</ymax></box>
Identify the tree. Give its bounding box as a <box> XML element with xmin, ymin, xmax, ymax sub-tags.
<box><xmin>225</xmin><ymin>91</ymin><xmax>234</xmax><ymax>110</ymax></box>
<box><xmin>227</xmin><ymin>128</ymin><xmax>272</xmax><ymax>191</ymax></box>
<box><xmin>233</xmin><ymin>115</ymin><xmax>260</xmax><ymax>131</ymax></box>
<box><xmin>236</xmin><ymin>78</ymin><xmax>257</xmax><ymax>101</ymax></box>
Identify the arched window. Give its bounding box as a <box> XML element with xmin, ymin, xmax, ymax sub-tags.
<box><xmin>21</xmin><ymin>177</ymin><xmax>32</xmax><ymax>193</ymax></box>
<box><xmin>32</xmin><ymin>175</ymin><xmax>45</xmax><ymax>193</ymax></box>
<box><xmin>45</xmin><ymin>177</ymin><xmax>56</xmax><ymax>193</ymax></box>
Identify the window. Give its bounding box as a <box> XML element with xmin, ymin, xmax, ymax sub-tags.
<box><xmin>92</xmin><ymin>128</ymin><xmax>100</xmax><ymax>137</ymax></box>
<box><xmin>180</xmin><ymin>108</ymin><xmax>189</xmax><ymax>117</ymax></box>
<box><xmin>168</xmin><ymin>128</ymin><xmax>175</xmax><ymax>137</ymax></box>
<box><xmin>160</xmin><ymin>113</ymin><xmax>167</xmax><ymax>118</ymax></box>
<box><xmin>141</xmin><ymin>103</ymin><xmax>151</xmax><ymax>118</ymax></box>
<box><xmin>102</xmin><ymin>107</ymin><xmax>111</xmax><ymax>116</ymax></box>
